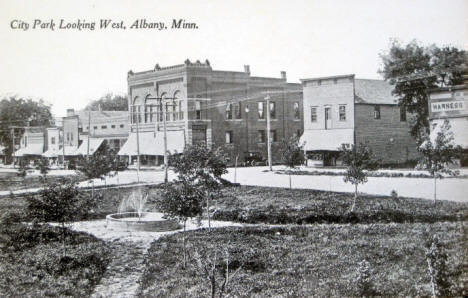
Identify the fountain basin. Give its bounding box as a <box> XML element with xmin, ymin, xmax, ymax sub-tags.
<box><xmin>106</xmin><ymin>212</ymin><xmax>180</xmax><ymax>232</ymax></box>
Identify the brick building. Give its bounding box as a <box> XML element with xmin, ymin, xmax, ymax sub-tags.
<box><xmin>118</xmin><ymin>60</ymin><xmax>303</xmax><ymax>165</ymax></box>
<box><xmin>428</xmin><ymin>76</ymin><xmax>468</xmax><ymax>166</ymax></box>
<box><xmin>300</xmin><ymin>74</ymin><xmax>419</xmax><ymax>166</ymax></box>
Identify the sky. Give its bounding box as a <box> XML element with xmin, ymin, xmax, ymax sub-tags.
<box><xmin>1</xmin><ymin>0</ymin><xmax>467</xmax><ymax>117</ymax></box>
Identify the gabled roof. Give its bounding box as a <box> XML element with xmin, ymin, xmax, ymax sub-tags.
<box><xmin>354</xmin><ymin>79</ymin><xmax>398</xmax><ymax>105</ymax></box>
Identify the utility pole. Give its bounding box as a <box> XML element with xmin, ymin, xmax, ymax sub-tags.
<box><xmin>135</xmin><ymin>107</ymin><xmax>141</xmax><ymax>182</ymax></box>
<box><xmin>163</xmin><ymin>101</ymin><xmax>169</xmax><ymax>183</ymax></box>
<box><xmin>87</xmin><ymin>109</ymin><xmax>91</xmax><ymax>158</ymax></box>
<box><xmin>10</xmin><ymin>127</ymin><xmax>15</xmax><ymax>168</ymax></box>
<box><xmin>146</xmin><ymin>96</ymin><xmax>177</xmax><ymax>184</ymax></box>
<box><xmin>61</xmin><ymin>128</ymin><xmax>65</xmax><ymax>169</ymax></box>
<box><xmin>265</xmin><ymin>95</ymin><xmax>272</xmax><ymax>171</ymax></box>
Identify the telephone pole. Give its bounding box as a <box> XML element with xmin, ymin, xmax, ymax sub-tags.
<box><xmin>265</xmin><ymin>95</ymin><xmax>272</xmax><ymax>171</ymax></box>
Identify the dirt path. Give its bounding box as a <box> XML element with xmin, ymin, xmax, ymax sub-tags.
<box><xmin>69</xmin><ymin>218</ymin><xmax>241</xmax><ymax>298</ymax></box>
<box><xmin>91</xmin><ymin>241</ymin><xmax>148</xmax><ymax>298</ymax></box>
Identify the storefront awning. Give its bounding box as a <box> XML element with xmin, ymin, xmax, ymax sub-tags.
<box><xmin>42</xmin><ymin>146</ymin><xmax>79</xmax><ymax>157</ymax></box>
<box><xmin>300</xmin><ymin>129</ymin><xmax>354</xmax><ymax>151</ymax></box>
<box><xmin>118</xmin><ymin>130</ymin><xmax>185</xmax><ymax>156</ymax></box>
<box><xmin>74</xmin><ymin>138</ymin><xmax>105</xmax><ymax>155</ymax></box>
<box><xmin>14</xmin><ymin>143</ymin><xmax>44</xmax><ymax>157</ymax></box>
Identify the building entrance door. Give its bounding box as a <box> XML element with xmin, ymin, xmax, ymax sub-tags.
<box><xmin>325</xmin><ymin>107</ymin><xmax>331</xmax><ymax>129</ymax></box>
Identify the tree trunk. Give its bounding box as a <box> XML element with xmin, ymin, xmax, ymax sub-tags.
<box><xmin>207</xmin><ymin>193</ymin><xmax>211</xmax><ymax>231</ymax></box>
<box><xmin>183</xmin><ymin>220</ymin><xmax>187</xmax><ymax>269</ymax></box>
<box><xmin>289</xmin><ymin>173</ymin><xmax>292</xmax><ymax>189</ymax></box>
<box><xmin>61</xmin><ymin>222</ymin><xmax>66</xmax><ymax>257</ymax></box>
<box><xmin>351</xmin><ymin>184</ymin><xmax>358</xmax><ymax>212</ymax></box>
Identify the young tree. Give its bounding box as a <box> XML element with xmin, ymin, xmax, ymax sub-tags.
<box><xmin>379</xmin><ymin>40</ymin><xmax>467</xmax><ymax>139</ymax></box>
<box><xmin>36</xmin><ymin>157</ymin><xmax>50</xmax><ymax>181</ymax></box>
<box><xmin>281</xmin><ymin>135</ymin><xmax>305</xmax><ymax>189</ymax></box>
<box><xmin>169</xmin><ymin>144</ymin><xmax>228</xmax><ymax>230</ymax></box>
<box><xmin>340</xmin><ymin>143</ymin><xmax>379</xmax><ymax>212</ymax></box>
<box><xmin>76</xmin><ymin>142</ymin><xmax>115</xmax><ymax>193</ymax></box>
<box><xmin>416</xmin><ymin>120</ymin><xmax>461</xmax><ymax>203</ymax></box>
<box><xmin>27</xmin><ymin>180</ymin><xmax>97</xmax><ymax>256</ymax></box>
<box><xmin>156</xmin><ymin>182</ymin><xmax>204</xmax><ymax>268</ymax></box>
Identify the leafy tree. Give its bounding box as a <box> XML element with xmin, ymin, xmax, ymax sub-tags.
<box><xmin>416</xmin><ymin>120</ymin><xmax>461</xmax><ymax>203</ymax></box>
<box><xmin>76</xmin><ymin>141</ymin><xmax>115</xmax><ymax>194</ymax></box>
<box><xmin>157</xmin><ymin>182</ymin><xmax>204</xmax><ymax>268</ymax></box>
<box><xmin>281</xmin><ymin>135</ymin><xmax>305</xmax><ymax>189</ymax></box>
<box><xmin>85</xmin><ymin>93</ymin><xmax>128</xmax><ymax>111</ymax></box>
<box><xmin>340</xmin><ymin>143</ymin><xmax>379</xmax><ymax>211</ymax></box>
<box><xmin>26</xmin><ymin>180</ymin><xmax>97</xmax><ymax>256</ymax></box>
<box><xmin>169</xmin><ymin>144</ymin><xmax>228</xmax><ymax>229</ymax></box>
<box><xmin>0</xmin><ymin>96</ymin><xmax>53</xmax><ymax>163</ymax></box>
<box><xmin>379</xmin><ymin>40</ymin><xmax>467</xmax><ymax>139</ymax></box>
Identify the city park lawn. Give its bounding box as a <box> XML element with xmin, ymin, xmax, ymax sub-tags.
<box><xmin>138</xmin><ymin>223</ymin><xmax>467</xmax><ymax>297</ymax></box>
<box><xmin>0</xmin><ymin>170</ymin><xmax>85</xmax><ymax>192</ymax></box>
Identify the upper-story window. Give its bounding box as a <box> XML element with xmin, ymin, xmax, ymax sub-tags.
<box><xmin>195</xmin><ymin>101</ymin><xmax>201</xmax><ymax>120</ymax></box>
<box><xmin>339</xmin><ymin>105</ymin><xmax>346</xmax><ymax>121</ymax></box>
<box><xmin>235</xmin><ymin>102</ymin><xmax>242</xmax><ymax>119</ymax></box>
<box><xmin>226</xmin><ymin>103</ymin><xmax>233</xmax><ymax>119</ymax></box>
<box><xmin>258</xmin><ymin>130</ymin><xmax>266</xmax><ymax>143</ymax></box>
<box><xmin>400</xmin><ymin>106</ymin><xmax>406</xmax><ymax>122</ymax></box>
<box><xmin>93</xmin><ymin>126</ymin><xmax>98</xmax><ymax>130</ymax></box>
<box><xmin>24</xmin><ymin>136</ymin><xmax>27</xmax><ymax>146</ymax></box>
<box><xmin>258</xmin><ymin>101</ymin><xmax>265</xmax><ymax>119</ymax></box>
<box><xmin>269</xmin><ymin>101</ymin><xmax>276</xmax><ymax>119</ymax></box>
<box><xmin>51</xmin><ymin>137</ymin><xmax>55</xmax><ymax>145</ymax></box>
<box><xmin>374</xmin><ymin>106</ymin><xmax>381</xmax><ymax>119</ymax></box>
<box><xmin>101</xmin><ymin>125</ymin><xmax>107</xmax><ymax>129</ymax></box>
<box><xmin>310</xmin><ymin>107</ymin><xmax>317</xmax><ymax>122</ymax></box>
<box><xmin>270</xmin><ymin>130</ymin><xmax>278</xmax><ymax>142</ymax></box>
<box><xmin>120</xmin><ymin>124</ymin><xmax>124</xmax><ymax>128</ymax></box>
<box><xmin>293</xmin><ymin>102</ymin><xmax>300</xmax><ymax>120</ymax></box>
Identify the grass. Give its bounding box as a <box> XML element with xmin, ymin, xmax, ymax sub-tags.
<box><xmin>138</xmin><ymin>222</ymin><xmax>467</xmax><ymax>297</ymax></box>
<box><xmin>0</xmin><ymin>172</ymin><xmax>85</xmax><ymax>192</ymax></box>
<box><xmin>0</xmin><ymin>222</ymin><xmax>111</xmax><ymax>297</ymax></box>
<box><xmin>212</xmin><ymin>186</ymin><xmax>468</xmax><ymax>224</ymax></box>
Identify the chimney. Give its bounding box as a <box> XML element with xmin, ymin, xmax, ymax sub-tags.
<box><xmin>280</xmin><ymin>71</ymin><xmax>287</xmax><ymax>80</ymax></box>
<box><xmin>244</xmin><ymin>65</ymin><xmax>250</xmax><ymax>75</ymax></box>
<box><xmin>66</xmin><ymin>109</ymin><xmax>75</xmax><ymax>117</ymax></box>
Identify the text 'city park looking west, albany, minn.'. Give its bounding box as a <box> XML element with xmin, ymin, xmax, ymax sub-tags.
<box><xmin>9</xmin><ymin>19</ymin><xmax>198</xmax><ymax>31</ymax></box>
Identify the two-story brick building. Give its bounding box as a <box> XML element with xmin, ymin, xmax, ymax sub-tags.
<box><xmin>118</xmin><ymin>60</ymin><xmax>303</xmax><ymax>165</ymax></box>
<box><xmin>300</xmin><ymin>74</ymin><xmax>419</xmax><ymax>166</ymax></box>
<box><xmin>13</xmin><ymin>127</ymin><xmax>47</xmax><ymax>165</ymax></box>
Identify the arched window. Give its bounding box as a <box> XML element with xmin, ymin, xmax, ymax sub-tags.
<box><xmin>145</xmin><ymin>94</ymin><xmax>157</xmax><ymax>123</ymax></box>
<box><xmin>132</xmin><ymin>96</ymin><xmax>140</xmax><ymax>123</ymax></box>
<box><xmin>159</xmin><ymin>93</ymin><xmax>167</xmax><ymax>122</ymax></box>
<box><xmin>173</xmin><ymin>91</ymin><xmax>180</xmax><ymax>120</ymax></box>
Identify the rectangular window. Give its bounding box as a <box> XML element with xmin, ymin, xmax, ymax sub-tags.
<box><xmin>293</xmin><ymin>102</ymin><xmax>300</xmax><ymax>119</ymax></box>
<box><xmin>225</xmin><ymin>131</ymin><xmax>233</xmax><ymax>144</ymax></box>
<box><xmin>311</xmin><ymin>107</ymin><xmax>317</xmax><ymax>122</ymax></box>
<box><xmin>374</xmin><ymin>106</ymin><xmax>381</xmax><ymax>119</ymax></box>
<box><xmin>258</xmin><ymin>130</ymin><xmax>266</xmax><ymax>143</ymax></box>
<box><xmin>24</xmin><ymin>136</ymin><xmax>27</xmax><ymax>146</ymax></box>
<box><xmin>226</xmin><ymin>103</ymin><xmax>233</xmax><ymax>119</ymax></box>
<box><xmin>93</xmin><ymin>126</ymin><xmax>98</xmax><ymax>130</ymax></box>
<box><xmin>339</xmin><ymin>105</ymin><xmax>346</xmax><ymax>121</ymax></box>
<box><xmin>120</xmin><ymin>124</ymin><xmax>124</xmax><ymax>128</ymax></box>
<box><xmin>101</xmin><ymin>125</ymin><xmax>107</xmax><ymax>129</ymax></box>
<box><xmin>179</xmin><ymin>101</ymin><xmax>184</xmax><ymax>120</ymax></box>
<box><xmin>296</xmin><ymin>129</ymin><xmax>302</xmax><ymax>137</ymax></box>
<box><xmin>235</xmin><ymin>102</ymin><xmax>242</xmax><ymax>119</ymax></box>
<box><xmin>195</xmin><ymin>101</ymin><xmax>201</xmax><ymax>120</ymax></box>
<box><xmin>51</xmin><ymin>137</ymin><xmax>55</xmax><ymax>145</ymax></box>
<box><xmin>269</xmin><ymin>102</ymin><xmax>276</xmax><ymax>119</ymax></box>
<box><xmin>258</xmin><ymin>102</ymin><xmax>265</xmax><ymax>119</ymax></box>
<box><xmin>270</xmin><ymin>130</ymin><xmax>277</xmax><ymax>142</ymax></box>
<box><xmin>111</xmin><ymin>125</ymin><xmax>115</xmax><ymax>129</ymax></box>
<box><xmin>400</xmin><ymin>106</ymin><xmax>406</xmax><ymax>121</ymax></box>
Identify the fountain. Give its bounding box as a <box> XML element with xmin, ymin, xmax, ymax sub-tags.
<box><xmin>106</xmin><ymin>188</ymin><xmax>180</xmax><ymax>232</ymax></box>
